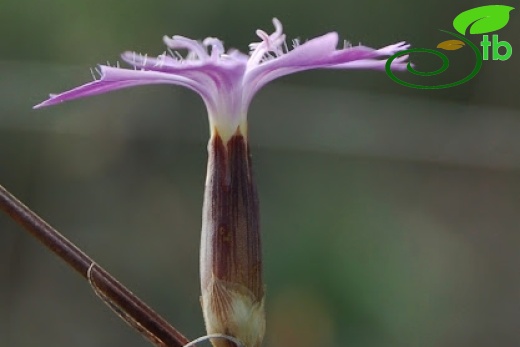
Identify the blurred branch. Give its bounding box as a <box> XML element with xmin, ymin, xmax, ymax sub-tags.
<box><xmin>0</xmin><ymin>184</ymin><xmax>189</xmax><ymax>347</ymax></box>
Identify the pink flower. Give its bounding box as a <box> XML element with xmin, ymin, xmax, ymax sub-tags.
<box><xmin>33</xmin><ymin>19</ymin><xmax>411</xmax><ymax>347</ymax></box>
<box><xmin>35</xmin><ymin>18</ymin><xmax>409</xmax><ymax>140</ymax></box>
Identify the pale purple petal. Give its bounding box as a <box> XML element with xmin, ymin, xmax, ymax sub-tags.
<box><xmin>121</xmin><ymin>50</ymin><xmax>245</xmax><ymax>71</ymax></box>
<box><xmin>34</xmin><ymin>66</ymin><xmax>206</xmax><ymax>109</ymax></box>
<box><xmin>120</xmin><ymin>47</ymin><xmax>247</xmax><ymax>122</ymax></box>
<box><xmin>120</xmin><ymin>51</ymin><xmax>246</xmax><ymax>105</ymax></box>
<box><xmin>242</xmin><ymin>34</ymin><xmax>409</xmax><ymax>106</ymax></box>
<box><xmin>245</xmin><ymin>32</ymin><xmax>338</xmax><ymax>80</ymax></box>
<box><xmin>163</xmin><ymin>35</ymin><xmax>210</xmax><ymax>60</ymax></box>
<box><xmin>242</xmin><ymin>32</ymin><xmax>339</xmax><ymax>103</ymax></box>
<box><xmin>321</xmin><ymin>41</ymin><xmax>410</xmax><ymax>65</ymax></box>
<box><xmin>330</xmin><ymin>54</ymin><xmax>410</xmax><ymax>71</ymax></box>
<box><xmin>121</xmin><ymin>51</ymin><xmax>180</xmax><ymax>69</ymax></box>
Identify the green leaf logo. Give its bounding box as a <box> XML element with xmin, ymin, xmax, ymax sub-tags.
<box><xmin>453</xmin><ymin>5</ymin><xmax>514</xmax><ymax>35</ymax></box>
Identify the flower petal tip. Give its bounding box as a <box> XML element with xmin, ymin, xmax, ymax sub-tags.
<box><xmin>33</xmin><ymin>96</ymin><xmax>59</xmax><ymax>109</ymax></box>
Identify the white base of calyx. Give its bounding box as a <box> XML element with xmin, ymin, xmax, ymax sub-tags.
<box><xmin>201</xmin><ymin>276</ymin><xmax>265</xmax><ymax>347</ymax></box>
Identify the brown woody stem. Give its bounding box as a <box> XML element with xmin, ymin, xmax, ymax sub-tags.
<box><xmin>0</xmin><ymin>184</ymin><xmax>189</xmax><ymax>347</ymax></box>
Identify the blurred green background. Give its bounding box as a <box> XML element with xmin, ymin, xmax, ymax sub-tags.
<box><xmin>1</xmin><ymin>1</ymin><xmax>519</xmax><ymax>347</ymax></box>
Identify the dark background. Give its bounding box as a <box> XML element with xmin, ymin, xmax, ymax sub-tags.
<box><xmin>1</xmin><ymin>1</ymin><xmax>519</xmax><ymax>347</ymax></box>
